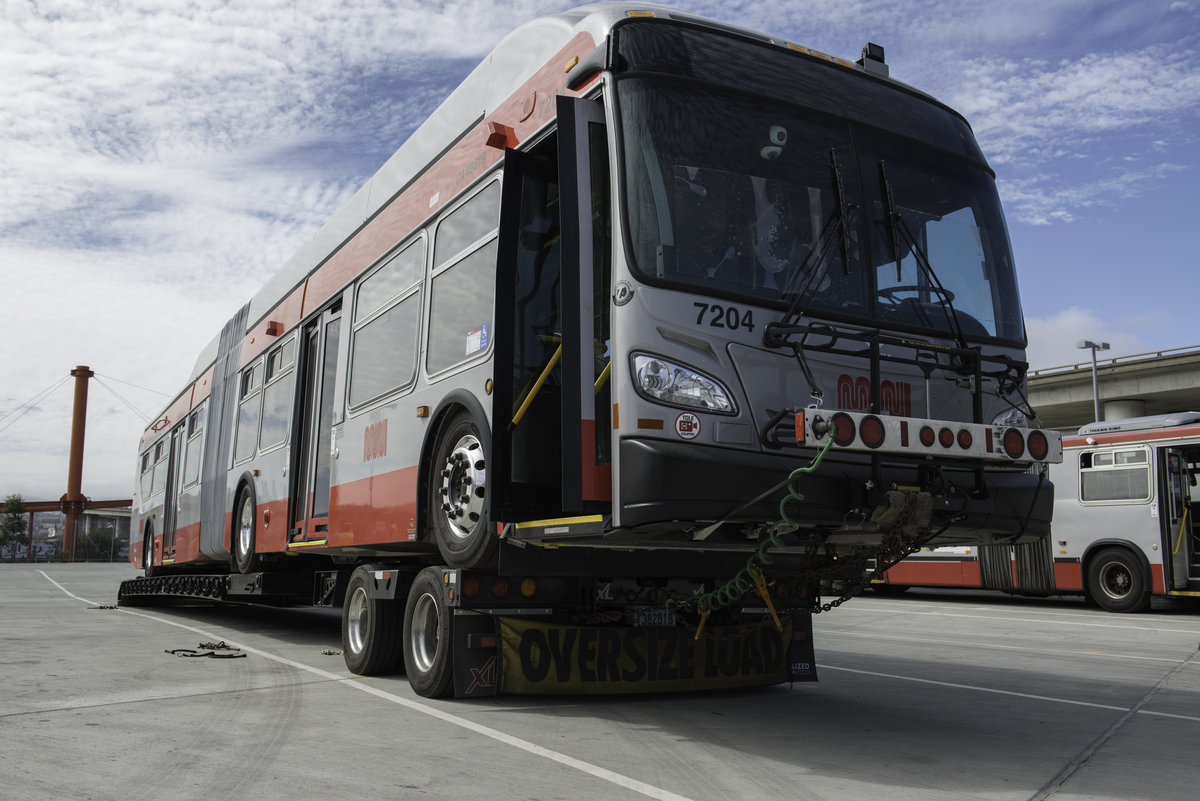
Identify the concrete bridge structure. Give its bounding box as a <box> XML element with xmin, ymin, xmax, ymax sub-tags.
<box><xmin>1027</xmin><ymin>345</ymin><xmax>1200</xmax><ymax>433</ymax></box>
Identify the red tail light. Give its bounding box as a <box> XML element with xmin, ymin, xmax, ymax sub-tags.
<box><xmin>1027</xmin><ymin>430</ymin><xmax>1048</xmax><ymax>460</ymax></box>
<box><xmin>919</xmin><ymin>426</ymin><xmax>936</xmax><ymax>447</ymax></box>
<box><xmin>463</xmin><ymin>577</ymin><xmax>480</xmax><ymax>597</ymax></box>
<box><xmin>831</xmin><ymin>413</ymin><xmax>856</xmax><ymax>446</ymax></box>
<box><xmin>860</xmin><ymin>415</ymin><xmax>885</xmax><ymax>448</ymax></box>
<box><xmin>491</xmin><ymin>577</ymin><xmax>510</xmax><ymax>598</ymax></box>
<box><xmin>957</xmin><ymin>429</ymin><xmax>973</xmax><ymax>449</ymax></box>
<box><xmin>1003</xmin><ymin>428</ymin><xmax>1025</xmax><ymax>459</ymax></box>
<box><xmin>939</xmin><ymin>427</ymin><xmax>954</xmax><ymax>448</ymax></box>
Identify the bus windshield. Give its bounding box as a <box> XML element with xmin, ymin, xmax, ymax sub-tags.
<box><xmin>615</xmin><ymin>27</ymin><xmax>1024</xmax><ymax>342</ymax></box>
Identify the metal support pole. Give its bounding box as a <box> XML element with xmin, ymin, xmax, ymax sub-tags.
<box><xmin>1091</xmin><ymin>348</ymin><xmax>1100</xmax><ymax>423</ymax></box>
<box><xmin>60</xmin><ymin>365</ymin><xmax>93</xmax><ymax>563</ymax></box>
<box><xmin>26</xmin><ymin>510</ymin><xmax>33</xmax><ymax>563</ymax></box>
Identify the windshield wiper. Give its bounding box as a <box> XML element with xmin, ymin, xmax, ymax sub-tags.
<box><xmin>878</xmin><ymin>160</ymin><xmax>969</xmax><ymax>352</ymax></box>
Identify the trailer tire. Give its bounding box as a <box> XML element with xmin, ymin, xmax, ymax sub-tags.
<box><xmin>233</xmin><ymin>484</ymin><xmax>263</xmax><ymax>574</ymax></box>
<box><xmin>341</xmin><ymin>566</ymin><xmax>404</xmax><ymax>675</ymax></box>
<box><xmin>403</xmin><ymin>567</ymin><xmax>453</xmax><ymax>698</ymax></box>
<box><xmin>428</xmin><ymin>411</ymin><xmax>497</xmax><ymax>569</ymax></box>
<box><xmin>1086</xmin><ymin>547</ymin><xmax>1151</xmax><ymax>613</ymax></box>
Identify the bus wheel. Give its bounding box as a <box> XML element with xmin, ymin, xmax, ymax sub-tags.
<box><xmin>342</xmin><ymin>566</ymin><xmax>404</xmax><ymax>675</ymax></box>
<box><xmin>429</xmin><ymin>411</ymin><xmax>497</xmax><ymax>569</ymax></box>
<box><xmin>233</xmin><ymin>485</ymin><xmax>262</xmax><ymax>574</ymax></box>
<box><xmin>142</xmin><ymin>525</ymin><xmax>158</xmax><ymax>578</ymax></box>
<box><xmin>403</xmin><ymin>567</ymin><xmax>453</xmax><ymax>698</ymax></box>
<box><xmin>1086</xmin><ymin>548</ymin><xmax>1150</xmax><ymax>613</ymax></box>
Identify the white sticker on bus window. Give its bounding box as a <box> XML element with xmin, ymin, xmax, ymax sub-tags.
<box><xmin>465</xmin><ymin>322</ymin><xmax>489</xmax><ymax>355</ymax></box>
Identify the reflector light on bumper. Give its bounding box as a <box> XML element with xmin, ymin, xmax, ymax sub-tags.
<box><xmin>799</xmin><ymin>408</ymin><xmax>1063</xmax><ymax>463</ymax></box>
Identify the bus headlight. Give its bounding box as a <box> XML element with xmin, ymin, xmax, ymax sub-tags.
<box><xmin>631</xmin><ymin>354</ymin><xmax>735</xmax><ymax>414</ymax></box>
<box><xmin>991</xmin><ymin>408</ymin><xmax>1027</xmax><ymax>429</ymax></box>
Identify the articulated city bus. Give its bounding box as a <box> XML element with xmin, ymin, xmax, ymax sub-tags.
<box><xmin>880</xmin><ymin>413</ymin><xmax>1200</xmax><ymax>612</ymax></box>
<box><xmin>125</xmin><ymin>3</ymin><xmax>1061</xmax><ymax>696</ymax></box>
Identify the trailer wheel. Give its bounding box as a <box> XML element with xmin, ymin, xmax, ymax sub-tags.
<box><xmin>1086</xmin><ymin>548</ymin><xmax>1150</xmax><ymax>613</ymax></box>
<box><xmin>233</xmin><ymin>485</ymin><xmax>262</xmax><ymax>574</ymax></box>
<box><xmin>428</xmin><ymin>411</ymin><xmax>497</xmax><ymax>569</ymax></box>
<box><xmin>341</xmin><ymin>566</ymin><xmax>404</xmax><ymax>675</ymax></box>
<box><xmin>403</xmin><ymin>567</ymin><xmax>453</xmax><ymax>697</ymax></box>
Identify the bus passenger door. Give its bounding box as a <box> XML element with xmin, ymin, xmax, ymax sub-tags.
<box><xmin>491</xmin><ymin>140</ymin><xmax>565</xmax><ymax>521</ymax></box>
<box><xmin>558</xmin><ymin>95</ymin><xmax>612</xmax><ymax>513</ymax></box>
<box><xmin>290</xmin><ymin>304</ymin><xmax>342</xmax><ymax>542</ymax></box>
<box><xmin>1164</xmin><ymin>448</ymin><xmax>1198</xmax><ymax>589</ymax></box>
<box><xmin>161</xmin><ymin>423</ymin><xmax>185</xmax><ymax>559</ymax></box>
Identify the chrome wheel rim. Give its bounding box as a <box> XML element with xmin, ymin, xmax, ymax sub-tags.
<box><xmin>346</xmin><ymin>587</ymin><xmax>369</xmax><ymax>655</ymax></box>
<box><xmin>438</xmin><ymin>435</ymin><xmax>486</xmax><ymax>539</ymax></box>
<box><xmin>238</xmin><ymin>496</ymin><xmax>253</xmax><ymax>558</ymax></box>
<box><xmin>410</xmin><ymin>592</ymin><xmax>440</xmax><ymax>673</ymax></box>
<box><xmin>1098</xmin><ymin>560</ymin><xmax>1133</xmax><ymax>600</ymax></box>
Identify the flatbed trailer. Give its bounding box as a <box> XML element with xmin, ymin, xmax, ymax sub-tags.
<box><xmin>123</xmin><ymin>3</ymin><xmax>1060</xmax><ymax>696</ymax></box>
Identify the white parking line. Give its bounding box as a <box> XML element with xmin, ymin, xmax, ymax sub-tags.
<box><xmin>815</xmin><ymin>628</ymin><xmax>1198</xmax><ymax>664</ymax></box>
<box><xmin>38</xmin><ymin>571</ymin><xmax>693</xmax><ymax>801</ymax></box>
<box><xmin>822</xmin><ymin>665</ymin><xmax>1200</xmax><ymax>723</ymax></box>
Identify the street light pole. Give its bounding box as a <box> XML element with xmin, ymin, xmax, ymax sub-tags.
<box><xmin>1076</xmin><ymin>340</ymin><xmax>1110</xmax><ymax>423</ymax></box>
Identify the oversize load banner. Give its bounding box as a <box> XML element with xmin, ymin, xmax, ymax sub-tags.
<box><xmin>499</xmin><ymin>617</ymin><xmax>793</xmax><ymax>694</ymax></box>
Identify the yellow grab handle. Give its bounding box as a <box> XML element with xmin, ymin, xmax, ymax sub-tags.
<box><xmin>510</xmin><ymin>345</ymin><xmax>561</xmax><ymax>430</ymax></box>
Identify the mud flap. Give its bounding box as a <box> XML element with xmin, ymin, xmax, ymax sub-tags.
<box><xmin>789</xmin><ymin>613</ymin><xmax>818</xmax><ymax>682</ymax></box>
<box><xmin>452</xmin><ymin>610</ymin><xmax>500</xmax><ymax>698</ymax></box>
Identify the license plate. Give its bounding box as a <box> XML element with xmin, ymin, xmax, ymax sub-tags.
<box><xmin>633</xmin><ymin>608</ymin><xmax>677</xmax><ymax>627</ymax></box>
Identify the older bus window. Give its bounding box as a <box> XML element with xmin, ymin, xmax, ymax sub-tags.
<box><xmin>182</xmin><ymin>403</ymin><xmax>205</xmax><ymax>487</ymax></box>
<box><xmin>434</xmin><ymin>181</ymin><xmax>500</xmax><ymax>269</ymax></box>
<box><xmin>1080</xmin><ymin>448</ymin><xmax>1151</xmax><ymax>502</ymax></box>
<box><xmin>358</xmin><ymin>239</ymin><xmax>425</xmax><ymax>322</ymax></box>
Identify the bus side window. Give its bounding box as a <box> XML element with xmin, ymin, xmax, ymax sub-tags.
<box><xmin>151</xmin><ymin>441</ymin><xmax>168</xmax><ymax>496</ymax></box>
<box><xmin>140</xmin><ymin>451</ymin><xmax>153</xmax><ymax>499</ymax></box>
<box><xmin>183</xmin><ymin>404</ymin><xmax>205</xmax><ymax>488</ymax></box>
<box><xmin>259</xmin><ymin>337</ymin><xmax>297</xmax><ymax>450</ymax></box>
<box><xmin>350</xmin><ymin>239</ymin><xmax>425</xmax><ymax>407</ymax></box>
<box><xmin>1080</xmin><ymin>448</ymin><xmax>1151</xmax><ymax>503</ymax></box>
<box><xmin>234</xmin><ymin>362</ymin><xmax>263</xmax><ymax>463</ymax></box>
<box><xmin>427</xmin><ymin>181</ymin><xmax>502</xmax><ymax>376</ymax></box>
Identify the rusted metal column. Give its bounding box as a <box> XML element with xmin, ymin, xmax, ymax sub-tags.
<box><xmin>60</xmin><ymin>365</ymin><xmax>93</xmax><ymax>563</ymax></box>
<box><xmin>26</xmin><ymin>510</ymin><xmax>34</xmax><ymax>562</ymax></box>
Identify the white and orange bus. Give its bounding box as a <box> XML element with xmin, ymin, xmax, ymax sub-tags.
<box><xmin>123</xmin><ymin>3</ymin><xmax>1062</xmax><ymax>696</ymax></box>
<box><xmin>879</xmin><ymin>413</ymin><xmax>1200</xmax><ymax>612</ymax></box>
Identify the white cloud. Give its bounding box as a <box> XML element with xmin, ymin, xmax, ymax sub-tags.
<box><xmin>999</xmin><ymin>162</ymin><xmax>1187</xmax><ymax>224</ymax></box>
<box><xmin>1024</xmin><ymin>307</ymin><xmax>1150</xmax><ymax>369</ymax></box>
<box><xmin>949</xmin><ymin>48</ymin><xmax>1200</xmax><ymax>168</ymax></box>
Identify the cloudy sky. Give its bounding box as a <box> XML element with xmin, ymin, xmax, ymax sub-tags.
<box><xmin>2</xmin><ymin>0</ymin><xmax>1197</xmax><ymax>501</ymax></box>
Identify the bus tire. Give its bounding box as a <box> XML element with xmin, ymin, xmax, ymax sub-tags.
<box><xmin>428</xmin><ymin>411</ymin><xmax>497</xmax><ymax>569</ymax></box>
<box><xmin>342</xmin><ymin>566</ymin><xmax>404</xmax><ymax>675</ymax></box>
<box><xmin>142</xmin><ymin>524</ymin><xmax>158</xmax><ymax>578</ymax></box>
<box><xmin>233</xmin><ymin>484</ymin><xmax>263</xmax><ymax>574</ymax></box>
<box><xmin>1086</xmin><ymin>547</ymin><xmax>1150</xmax><ymax>613</ymax></box>
<box><xmin>403</xmin><ymin>567</ymin><xmax>454</xmax><ymax>698</ymax></box>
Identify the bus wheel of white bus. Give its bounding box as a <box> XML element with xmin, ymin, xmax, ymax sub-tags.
<box><xmin>233</xmin><ymin>485</ymin><xmax>263</xmax><ymax>574</ymax></box>
<box><xmin>142</xmin><ymin>524</ymin><xmax>158</xmax><ymax>578</ymax></box>
<box><xmin>429</xmin><ymin>412</ymin><xmax>497</xmax><ymax>569</ymax></box>
<box><xmin>403</xmin><ymin>567</ymin><xmax>453</xmax><ymax>697</ymax></box>
<box><xmin>1087</xmin><ymin>548</ymin><xmax>1150</xmax><ymax>613</ymax></box>
<box><xmin>341</xmin><ymin>566</ymin><xmax>404</xmax><ymax>675</ymax></box>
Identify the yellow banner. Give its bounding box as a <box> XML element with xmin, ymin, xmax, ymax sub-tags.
<box><xmin>499</xmin><ymin>617</ymin><xmax>792</xmax><ymax>694</ymax></box>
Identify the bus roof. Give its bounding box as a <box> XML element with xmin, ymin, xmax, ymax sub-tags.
<box><xmin>1077</xmin><ymin>412</ymin><xmax>1200</xmax><ymax>436</ymax></box>
<box><xmin>158</xmin><ymin>2</ymin><xmax>936</xmax><ymax>440</ymax></box>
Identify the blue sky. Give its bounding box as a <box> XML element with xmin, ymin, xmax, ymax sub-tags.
<box><xmin>1</xmin><ymin>0</ymin><xmax>1198</xmax><ymax>500</ymax></box>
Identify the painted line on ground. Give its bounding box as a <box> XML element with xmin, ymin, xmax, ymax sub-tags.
<box><xmin>860</xmin><ymin>598</ymin><xmax>1199</xmax><ymax>625</ymax></box>
<box><xmin>823</xmin><ymin>664</ymin><xmax>1200</xmax><ymax>723</ymax></box>
<box><xmin>37</xmin><ymin>571</ymin><xmax>694</xmax><ymax>801</ymax></box>
<box><xmin>815</xmin><ymin>628</ymin><xmax>1197</xmax><ymax>664</ymax></box>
